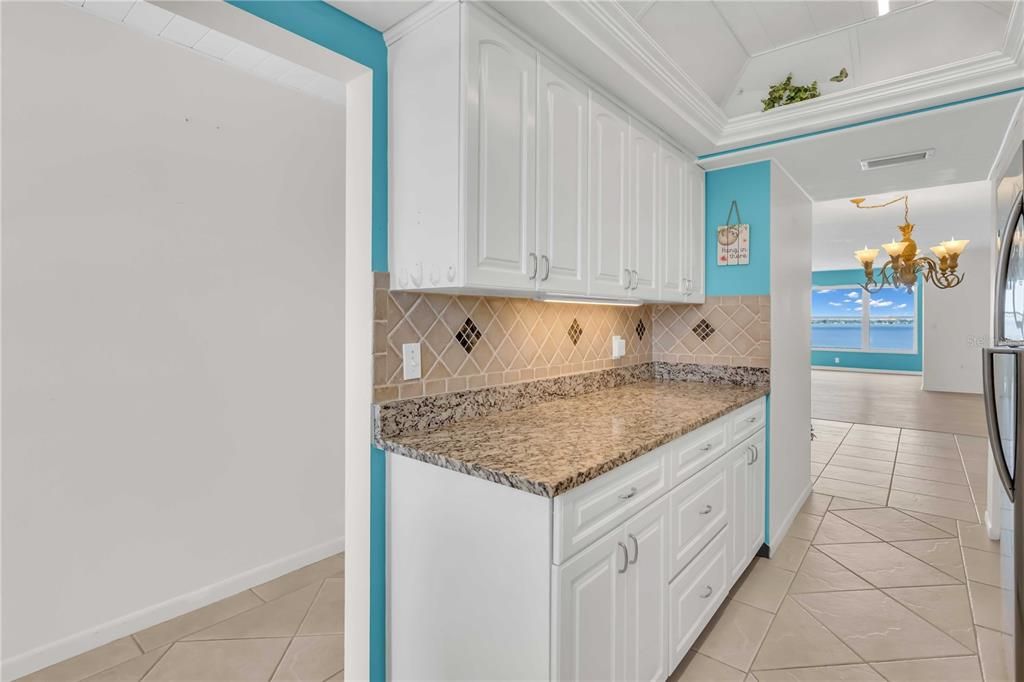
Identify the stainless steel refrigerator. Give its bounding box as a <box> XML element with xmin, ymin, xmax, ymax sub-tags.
<box><xmin>983</xmin><ymin>140</ymin><xmax>1023</xmax><ymax>678</ymax></box>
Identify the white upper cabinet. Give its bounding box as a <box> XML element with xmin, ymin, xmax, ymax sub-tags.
<box><xmin>589</xmin><ymin>94</ymin><xmax>630</xmax><ymax>297</ymax></box>
<box><xmin>537</xmin><ymin>58</ymin><xmax>588</xmax><ymax>294</ymax></box>
<box><xmin>464</xmin><ymin>11</ymin><xmax>537</xmax><ymax>290</ymax></box>
<box><xmin>388</xmin><ymin>4</ymin><xmax>703</xmax><ymax>302</ymax></box>
<box><xmin>628</xmin><ymin>119</ymin><xmax>660</xmax><ymax>299</ymax></box>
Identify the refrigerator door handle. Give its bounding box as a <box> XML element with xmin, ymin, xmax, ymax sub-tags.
<box><xmin>983</xmin><ymin>347</ymin><xmax>1016</xmax><ymax>499</ymax></box>
<box><xmin>994</xmin><ymin>190</ymin><xmax>1024</xmax><ymax>345</ymax></box>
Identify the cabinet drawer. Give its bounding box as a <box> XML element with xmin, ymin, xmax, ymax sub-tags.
<box><xmin>667</xmin><ymin>419</ymin><xmax>728</xmax><ymax>486</ymax></box>
<box><xmin>668</xmin><ymin>529</ymin><xmax>728</xmax><ymax>672</ymax></box>
<box><xmin>669</xmin><ymin>460</ymin><xmax>727</xmax><ymax>578</ymax></box>
<box><xmin>553</xmin><ymin>447</ymin><xmax>669</xmax><ymax>564</ymax></box>
<box><xmin>730</xmin><ymin>398</ymin><xmax>766</xmax><ymax>444</ymax></box>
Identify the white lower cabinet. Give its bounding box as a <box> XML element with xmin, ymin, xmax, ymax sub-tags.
<box><xmin>388</xmin><ymin>399</ymin><xmax>765</xmax><ymax>681</ymax></box>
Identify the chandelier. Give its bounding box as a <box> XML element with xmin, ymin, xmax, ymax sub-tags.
<box><xmin>850</xmin><ymin>194</ymin><xmax>968</xmax><ymax>294</ymax></box>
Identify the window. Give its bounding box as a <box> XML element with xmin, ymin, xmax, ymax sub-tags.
<box><xmin>811</xmin><ymin>285</ymin><xmax>916</xmax><ymax>353</ymax></box>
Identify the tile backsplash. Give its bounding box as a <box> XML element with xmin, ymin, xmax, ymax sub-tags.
<box><xmin>372</xmin><ymin>273</ymin><xmax>770</xmax><ymax>402</ymax></box>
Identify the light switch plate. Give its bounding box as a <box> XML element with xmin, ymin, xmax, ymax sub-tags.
<box><xmin>611</xmin><ymin>336</ymin><xmax>625</xmax><ymax>360</ymax></box>
<box><xmin>403</xmin><ymin>342</ymin><xmax>422</xmax><ymax>380</ymax></box>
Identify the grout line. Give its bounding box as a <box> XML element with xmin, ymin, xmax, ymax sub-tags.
<box><xmin>137</xmin><ymin>643</ymin><xmax>174</xmax><ymax>681</ymax></box>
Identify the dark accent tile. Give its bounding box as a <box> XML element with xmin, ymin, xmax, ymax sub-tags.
<box><xmin>636</xmin><ymin>319</ymin><xmax>646</xmax><ymax>341</ymax></box>
<box><xmin>693</xmin><ymin>318</ymin><xmax>715</xmax><ymax>342</ymax></box>
<box><xmin>455</xmin><ymin>317</ymin><xmax>482</xmax><ymax>354</ymax></box>
<box><xmin>568</xmin><ymin>318</ymin><xmax>583</xmax><ymax>346</ymax></box>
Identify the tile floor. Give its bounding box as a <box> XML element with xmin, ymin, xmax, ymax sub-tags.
<box><xmin>16</xmin><ymin>554</ymin><xmax>344</xmax><ymax>682</ymax></box>
<box><xmin>669</xmin><ymin>419</ymin><xmax>1013</xmax><ymax>682</ymax></box>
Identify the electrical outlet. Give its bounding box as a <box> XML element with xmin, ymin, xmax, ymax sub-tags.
<box><xmin>834</xmin><ymin>357</ymin><xmax>841</xmax><ymax>364</ymax></box>
<box><xmin>611</xmin><ymin>336</ymin><xmax>625</xmax><ymax>360</ymax></box>
<box><xmin>403</xmin><ymin>342</ymin><xmax>422</xmax><ymax>380</ymax></box>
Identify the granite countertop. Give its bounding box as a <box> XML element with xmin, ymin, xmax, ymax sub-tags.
<box><xmin>380</xmin><ymin>379</ymin><xmax>768</xmax><ymax>497</ymax></box>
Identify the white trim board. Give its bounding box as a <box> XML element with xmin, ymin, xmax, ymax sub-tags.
<box><xmin>769</xmin><ymin>482</ymin><xmax>812</xmax><ymax>552</ymax></box>
<box><xmin>1</xmin><ymin>538</ymin><xmax>345</xmax><ymax>682</ymax></box>
<box><xmin>811</xmin><ymin>366</ymin><xmax>922</xmax><ymax>376</ymax></box>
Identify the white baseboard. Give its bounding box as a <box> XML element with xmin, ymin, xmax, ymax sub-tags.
<box><xmin>2</xmin><ymin>536</ymin><xmax>345</xmax><ymax>682</ymax></box>
<box><xmin>811</xmin><ymin>366</ymin><xmax>921</xmax><ymax>376</ymax></box>
<box><xmin>769</xmin><ymin>481</ymin><xmax>812</xmax><ymax>552</ymax></box>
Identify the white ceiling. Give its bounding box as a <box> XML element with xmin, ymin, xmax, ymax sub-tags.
<box><xmin>327</xmin><ymin>1</ymin><xmax>430</xmax><ymax>32</ymax></box>
<box><xmin>812</xmin><ymin>180</ymin><xmax>992</xmax><ymax>270</ymax></box>
<box><xmin>702</xmin><ymin>93</ymin><xmax>1023</xmax><ymax>201</ymax></box>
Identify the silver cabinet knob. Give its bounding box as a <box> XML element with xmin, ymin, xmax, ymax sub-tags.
<box><xmin>617</xmin><ymin>542</ymin><xmax>628</xmax><ymax>573</ymax></box>
<box><xmin>528</xmin><ymin>253</ymin><xmax>538</xmax><ymax>280</ymax></box>
<box><xmin>628</xmin><ymin>534</ymin><xmax>639</xmax><ymax>564</ymax></box>
<box><xmin>699</xmin><ymin>585</ymin><xmax>713</xmax><ymax>599</ymax></box>
<box><xmin>698</xmin><ymin>504</ymin><xmax>713</xmax><ymax>515</ymax></box>
<box><xmin>699</xmin><ymin>443</ymin><xmax>713</xmax><ymax>452</ymax></box>
<box><xmin>745</xmin><ymin>416</ymin><xmax>758</xmax><ymax>423</ymax></box>
<box><xmin>618</xmin><ymin>486</ymin><xmax>638</xmax><ymax>500</ymax></box>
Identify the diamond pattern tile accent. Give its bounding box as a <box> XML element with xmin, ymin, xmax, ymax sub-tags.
<box><xmin>567</xmin><ymin>318</ymin><xmax>583</xmax><ymax>346</ymax></box>
<box><xmin>693</xmin><ymin>318</ymin><xmax>715</xmax><ymax>341</ymax></box>
<box><xmin>635</xmin><ymin>319</ymin><xmax>646</xmax><ymax>340</ymax></box>
<box><xmin>455</xmin><ymin>317</ymin><xmax>482</xmax><ymax>354</ymax></box>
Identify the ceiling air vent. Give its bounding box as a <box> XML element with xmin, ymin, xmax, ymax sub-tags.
<box><xmin>860</xmin><ymin>149</ymin><xmax>934</xmax><ymax>171</ymax></box>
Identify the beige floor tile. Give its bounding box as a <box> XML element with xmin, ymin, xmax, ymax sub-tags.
<box><xmin>788</xmin><ymin>548</ymin><xmax>872</xmax><ymax>594</ymax></box>
<box><xmin>813</xmin><ymin>478</ymin><xmax>889</xmax><ymax>506</ymax></box>
<box><xmin>834</xmin><ymin>445</ymin><xmax>897</xmax><ymax>462</ymax></box>
<box><xmin>958</xmin><ymin>522</ymin><xmax>1002</xmax><ymax>554</ymax></box>
<box><xmin>792</xmin><ymin>590</ymin><xmax>973</xmax><ymax>662</ymax></box>
<box><xmin>828</xmin><ymin>497</ymin><xmax>883</xmax><ymax>511</ymax></box>
<box><xmin>900</xmin><ymin>428</ymin><xmax>958</xmax><ymax>443</ymax></box>
<box><xmin>897</xmin><ymin>441</ymin><xmax>961</xmax><ymax>458</ymax></box>
<box><xmin>898</xmin><ymin>509</ymin><xmax>959</xmax><ymax>535</ymax></box>
<box><xmin>975</xmin><ymin>626</ymin><xmax>1014</xmax><ymax>682</ymax></box>
<box><xmin>835</xmin><ymin>507</ymin><xmax>952</xmax><ymax>542</ymax></box>
<box><xmin>800</xmin><ymin>493</ymin><xmax>832</xmax><ymax>516</ymax></box>
<box><xmin>183</xmin><ymin>583</ymin><xmax>320</xmax><ymax>641</ymax></box>
<box><xmin>18</xmin><ymin>638</ymin><xmax>142</xmax><ymax>682</ymax></box>
<box><xmin>694</xmin><ymin>600</ymin><xmax>774</xmax><ymax>672</ymax></box>
<box><xmin>750</xmin><ymin>665</ymin><xmax>883</xmax><ymax>681</ymax></box>
<box><xmin>962</xmin><ymin>547</ymin><xmax>1005</xmax><ymax>588</ymax></box>
<box><xmin>816</xmin><ymin>543</ymin><xmax>960</xmax><ymax>588</ymax></box>
<box><xmin>812</xmin><ymin>514</ymin><xmax>880</xmax><ymax>545</ymax></box>
<box><xmin>141</xmin><ymin>639</ymin><xmax>290</xmax><ymax>681</ymax></box>
<box><xmin>811</xmin><ymin>449</ymin><xmax>836</xmax><ymax>464</ymax></box>
<box><xmin>890</xmin><ymin>538</ymin><xmax>965</xmax><ymax>581</ymax></box>
<box><xmin>133</xmin><ymin>591</ymin><xmax>263</xmax><ymax>652</ymax></box>
<box><xmin>967</xmin><ymin>581</ymin><xmax>1013</xmax><ymax>635</ymax></box>
<box><xmin>896</xmin><ymin>452</ymin><xmax>966</xmax><ymax>471</ymax></box>
<box><xmin>883</xmin><ymin>585</ymin><xmax>976</xmax><ymax>652</ymax></box>
<box><xmin>750</xmin><ymin>598</ymin><xmax>860</xmax><ymax>671</ymax></box>
<box><xmin>810</xmin><ymin>461</ymin><xmax>825</xmax><ymax>477</ymax></box>
<box><xmin>251</xmin><ymin>555</ymin><xmax>345</xmax><ymax>602</ymax></box>
<box><xmin>271</xmin><ymin>635</ymin><xmax>344</xmax><ymax>682</ymax></box>
<box><xmin>893</xmin><ymin>462</ymin><xmax>968</xmax><ymax>485</ymax></box>
<box><xmin>820</xmin><ymin>464</ymin><xmax>892</xmax><ymax>488</ymax></box>
<box><xmin>81</xmin><ymin>646</ymin><xmax>171</xmax><ymax>682</ymax></box>
<box><xmin>886</xmin><ymin>490</ymin><xmax>978</xmax><ymax>523</ymax></box>
<box><xmin>786</xmin><ymin>513</ymin><xmax>823</xmax><ymax>541</ymax></box>
<box><xmin>325</xmin><ymin>673</ymin><xmax>344</xmax><ymax>682</ymax></box>
<box><xmin>767</xmin><ymin>536</ymin><xmax>810</xmax><ymax>572</ymax></box>
<box><xmin>955</xmin><ymin>435</ymin><xmax>988</xmax><ymax>457</ymax></box>
<box><xmin>668</xmin><ymin>651</ymin><xmax>747</xmax><ymax>681</ymax></box>
<box><xmin>842</xmin><ymin>437</ymin><xmax>898</xmax><ymax>452</ymax></box>
<box><xmin>730</xmin><ymin>559</ymin><xmax>795</xmax><ymax>613</ymax></box>
<box><xmin>870</xmin><ymin>655</ymin><xmax>982</xmax><ymax>681</ymax></box>
<box><xmin>828</xmin><ymin>455</ymin><xmax>894</xmax><ymax>474</ymax></box>
<box><xmin>891</xmin><ymin>475</ymin><xmax>973</xmax><ymax>503</ymax></box>
<box><xmin>298</xmin><ymin>579</ymin><xmax>344</xmax><ymax>635</ymax></box>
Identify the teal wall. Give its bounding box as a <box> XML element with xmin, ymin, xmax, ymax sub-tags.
<box><xmin>226</xmin><ymin>3</ymin><xmax>388</xmax><ymax>680</ymax></box>
<box><xmin>705</xmin><ymin>161</ymin><xmax>771</xmax><ymax>296</ymax></box>
<box><xmin>811</xmin><ymin>269</ymin><xmax>922</xmax><ymax>372</ymax></box>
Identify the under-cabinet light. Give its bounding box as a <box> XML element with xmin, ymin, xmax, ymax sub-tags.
<box><xmin>536</xmin><ymin>295</ymin><xmax>644</xmax><ymax>307</ymax></box>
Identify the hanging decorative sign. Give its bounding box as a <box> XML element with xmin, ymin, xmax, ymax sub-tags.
<box><xmin>717</xmin><ymin>200</ymin><xmax>750</xmax><ymax>266</ymax></box>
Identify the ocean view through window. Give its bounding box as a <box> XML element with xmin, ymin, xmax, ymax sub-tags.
<box><xmin>811</xmin><ymin>285</ymin><xmax>916</xmax><ymax>352</ymax></box>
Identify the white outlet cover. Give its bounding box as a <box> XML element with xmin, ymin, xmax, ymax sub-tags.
<box><xmin>403</xmin><ymin>342</ymin><xmax>422</xmax><ymax>380</ymax></box>
<box><xmin>611</xmin><ymin>336</ymin><xmax>625</xmax><ymax>359</ymax></box>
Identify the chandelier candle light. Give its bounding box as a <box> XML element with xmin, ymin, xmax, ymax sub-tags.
<box><xmin>850</xmin><ymin>194</ymin><xmax>968</xmax><ymax>293</ymax></box>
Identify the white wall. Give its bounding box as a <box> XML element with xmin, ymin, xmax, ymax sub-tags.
<box><xmin>768</xmin><ymin>162</ymin><xmax>813</xmax><ymax>547</ymax></box>
<box><xmin>2</xmin><ymin>3</ymin><xmax>347</xmax><ymax>676</ymax></box>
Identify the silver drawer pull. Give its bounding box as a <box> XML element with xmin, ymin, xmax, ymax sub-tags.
<box><xmin>698</xmin><ymin>504</ymin><xmax>713</xmax><ymax>515</ymax></box>
<box><xmin>628</xmin><ymin>534</ymin><xmax>639</xmax><ymax>564</ymax></box>
<box><xmin>699</xmin><ymin>443</ymin><xmax>713</xmax><ymax>452</ymax></box>
<box><xmin>617</xmin><ymin>542</ymin><xmax>628</xmax><ymax>573</ymax></box>
<box><xmin>699</xmin><ymin>585</ymin><xmax>713</xmax><ymax>599</ymax></box>
<box><xmin>618</xmin><ymin>487</ymin><xmax>638</xmax><ymax>500</ymax></box>
<box><xmin>745</xmin><ymin>416</ymin><xmax>758</xmax><ymax>423</ymax></box>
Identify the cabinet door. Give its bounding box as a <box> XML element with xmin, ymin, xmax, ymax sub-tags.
<box><xmin>623</xmin><ymin>498</ymin><xmax>669</xmax><ymax>682</ymax></box>
<box><xmin>629</xmin><ymin>120</ymin><xmax>659</xmax><ymax>298</ymax></box>
<box><xmin>552</xmin><ymin>529</ymin><xmax>626</xmax><ymax>681</ymax></box>
<box><xmin>464</xmin><ymin>12</ymin><xmax>536</xmax><ymax>290</ymax></box>
<box><xmin>538</xmin><ymin>59</ymin><xmax>588</xmax><ymax>294</ymax></box>
<box><xmin>659</xmin><ymin>144</ymin><xmax>688</xmax><ymax>302</ymax></box>
<box><xmin>589</xmin><ymin>95</ymin><xmax>630</xmax><ymax>297</ymax></box>
<box><xmin>726</xmin><ymin>444</ymin><xmax>750</xmax><ymax>582</ymax></box>
<box><xmin>686</xmin><ymin>164</ymin><xmax>706</xmax><ymax>302</ymax></box>
<box><xmin>747</xmin><ymin>432</ymin><xmax>767</xmax><ymax>557</ymax></box>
